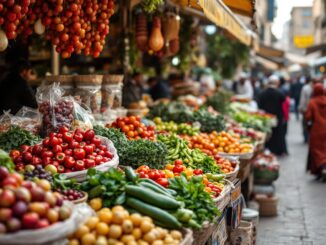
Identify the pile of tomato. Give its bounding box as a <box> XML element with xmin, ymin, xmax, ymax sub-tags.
<box><xmin>110</xmin><ymin>116</ymin><xmax>155</xmax><ymax>140</ymax></box>
<box><xmin>11</xmin><ymin>127</ymin><xmax>113</xmax><ymax>173</ymax></box>
<box><xmin>136</xmin><ymin>165</ymin><xmax>169</xmax><ymax>187</ymax></box>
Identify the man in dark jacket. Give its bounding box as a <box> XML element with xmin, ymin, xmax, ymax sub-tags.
<box><xmin>0</xmin><ymin>59</ymin><xmax>38</xmax><ymax>114</ymax></box>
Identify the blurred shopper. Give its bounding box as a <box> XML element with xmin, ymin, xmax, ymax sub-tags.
<box><xmin>122</xmin><ymin>72</ymin><xmax>144</xmax><ymax>108</ymax></box>
<box><xmin>305</xmin><ymin>83</ymin><xmax>326</xmax><ymax>180</ymax></box>
<box><xmin>290</xmin><ymin>76</ymin><xmax>304</xmax><ymax>120</ymax></box>
<box><xmin>299</xmin><ymin>77</ymin><xmax>315</xmax><ymax>143</ymax></box>
<box><xmin>258</xmin><ymin>75</ymin><xmax>287</xmax><ymax>156</ymax></box>
<box><xmin>233</xmin><ymin>72</ymin><xmax>253</xmax><ymax>100</ymax></box>
<box><xmin>147</xmin><ymin>77</ymin><xmax>171</xmax><ymax>101</ymax></box>
<box><xmin>0</xmin><ymin>59</ymin><xmax>37</xmax><ymax>115</ymax></box>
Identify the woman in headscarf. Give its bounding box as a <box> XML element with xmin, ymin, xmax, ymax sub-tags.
<box><xmin>305</xmin><ymin>83</ymin><xmax>326</xmax><ymax>179</ymax></box>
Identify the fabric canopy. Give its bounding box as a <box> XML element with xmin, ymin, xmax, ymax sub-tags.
<box><xmin>222</xmin><ymin>0</ymin><xmax>255</xmax><ymax>17</ymax></box>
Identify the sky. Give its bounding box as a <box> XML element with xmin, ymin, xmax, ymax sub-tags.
<box><xmin>272</xmin><ymin>0</ymin><xmax>313</xmax><ymax>39</ymax></box>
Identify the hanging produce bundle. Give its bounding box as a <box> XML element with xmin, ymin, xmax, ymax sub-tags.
<box><xmin>0</xmin><ymin>0</ymin><xmax>115</xmax><ymax>58</ymax></box>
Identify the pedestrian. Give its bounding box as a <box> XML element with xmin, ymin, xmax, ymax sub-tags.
<box><xmin>233</xmin><ymin>72</ymin><xmax>254</xmax><ymax>100</ymax></box>
<box><xmin>298</xmin><ymin>77</ymin><xmax>315</xmax><ymax>143</ymax></box>
<box><xmin>305</xmin><ymin>83</ymin><xmax>326</xmax><ymax>180</ymax></box>
<box><xmin>290</xmin><ymin>76</ymin><xmax>304</xmax><ymax>120</ymax></box>
<box><xmin>147</xmin><ymin>76</ymin><xmax>171</xmax><ymax>101</ymax></box>
<box><xmin>258</xmin><ymin>75</ymin><xmax>287</xmax><ymax>156</ymax></box>
<box><xmin>0</xmin><ymin>59</ymin><xmax>38</xmax><ymax>115</ymax></box>
<box><xmin>122</xmin><ymin>72</ymin><xmax>144</xmax><ymax>108</ymax></box>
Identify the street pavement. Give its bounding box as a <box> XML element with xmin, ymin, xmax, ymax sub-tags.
<box><xmin>257</xmin><ymin>117</ymin><xmax>326</xmax><ymax>245</ymax></box>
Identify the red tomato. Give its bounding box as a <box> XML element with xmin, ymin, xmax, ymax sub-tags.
<box><xmin>75</xmin><ymin>160</ymin><xmax>85</xmax><ymax>171</ymax></box>
<box><xmin>64</xmin><ymin>149</ymin><xmax>73</xmax><ymax>156</ymax></box>
<box><xmin>193</xmin><ymin>169</ymin><xmax>203</xmax><ymax>175</ymax></box>
<box><xmin>21</xmin><ymin>145</ymin><xmax>29</xmax><ymax>152</ymax></box>
<box><xmin>55</xmin><ymin>152</ymin><xmax>65</xmax><ymax>163</ymax></box>
<box><xmin>173</xmin><ymin>165</ymin><xmax>184</xmax><ymax>173</ymax></box>
<box><xmin>84</xmin><ymin>129</ymin><xmax>95</xmax><ymax>140</ymax></box>
<box><xmin>22</xmin><ymin>152</ymin><xmax>33</xmax><ymax>163</ymax></box>
<box><xmin>49</xmin><ymin>137</ymin><xmax>60</xmax><ymax>147</ymax></box>
<box><xmin>61</xmin><ymin>143</ymin><xmax>69</xmax><ymax>151</ymax></box>
<box><xmin>42</xmin><ymin>157</ymin><xmax>52</xmax><ymax>166</ymax></box>
<box><xmin>64</xmin><ymin>156</ymin><xmax>75</xmax><ymax>168</ymax></box>
<box><xmin>73</xmin><ymin>148</ymin><xmax>86</xmax><ymax>160</ymax></box>
<box><xmin>41</xmin><ymin>150</ymin><xmax>53</xmax><ymax>159</ymax></box>
<box><xmin>9</xmin><ymin>150</ymin><xmax>20</xmax><ymax>159</ymax></box>
<box><xmin>70</xmin><ymin>141</ymin><xmax>80</xmax><ymax>149</ymax></box>
<box><xmin>32</xmin><ymin>156</ymin><xmax>42</xmax><ymax>166</ymax></box>
<box><xmin>57</xmin><ymin>165</ymin><xmax>65</xmax><ymax>173</ymax></box>
<box><xmin>138</xmin><ymin>171</ymin><xmax>149</xmax><ymax>178</ymax></box>
<box><xmin>59</xmin><ymin>126</ymin><xmax>69</xmax><ymax>134</ymax></box>
<box><xmin>42</xmin><ymin>138</ymin><xmax>50</xmax><ymax>147</ymax></box>
<box><xmin>74</xmin><ymin>133</ymin><xmax>83</xmax><ymax>142</ymax></box>
<box><xmin>137</xmin><ymin>165</ymin><xmax>150</xmax><ymax>173</ymax></box>
<box><xmin>159</xmin><ymin>170</ymin><xmax>166</xmax><ymax>178</ymax></box>
<box><xmin>148</xmin><ymin>170</ymin><xmax>160</xmax><ymax>180</ymax></box>
<box><xmin>117</xmin><ymin>121</ymin><xmax>125</xmax><ymax>128</ymax></box>
<box><xmin>84</xmin><ymin>145</ymin><xmax>94</xmax><ymax>155</ymax></box>
<box><xmin>74</xmin><ymin>129</ymin><xmax>84</xmax><ymax>136</ymax></box>
<box><xmin>95</xmin><ymin>155</ymin><xmax>103</xmax><ymax>165</ymax></box>
<box><xmin>32</xmin><ymin>145</ymin><xmax>43</xmax><ymax>155</ymax></box>
<box><xmin>85</xmin><ymin>159</ymin><xmax>96</xmax><ymax>168</ymax></box>
<box><xmin>79</xmin><ymin>142</ymin><xmax>86</xmax><ymax>148</ymax></box>
<box><xmin>174</xmin><ymin>159</ymin><xmax>183</xmax><ymax>165</ymax></box>
<box><xmin>122</xmin><ymin>125</ymin><xmax>130</xmax><ymax>133</ymax></box>
<box><xmin>92</xmin><ymin>137</ymin><xmax>101</xmax><ymax>147</ymax></box>
<box><xmin>52</xmin><ymin>145</ymin><xmax>62</xmax><ymax>153</ymax></box>
<box><xmin>105</xmin><ymin>151</ymin><xmax>113</xmax><ymax>158</ymax></box>
<box><xmin>63</xmin><ymin>132</ymin><xmax>73</xmax><ymax>142</ymax></box>
<box><xmin>156</xmin><ymin>178</ymin><xmax>169</xmax><ymax>187</ymax></box>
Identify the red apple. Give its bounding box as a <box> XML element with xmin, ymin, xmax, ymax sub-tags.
<box><xmin>22</xmin><ymin>212</ymin><xmax>39</xmax><ymax>229</ymax></box>
<box><xmin>1</xmin><ymin>176</ymin><xmax>18</xmax><ymax>188</ymax></box>
<box><xmin>6</xmin><ymin>217</ymin><xmax>21</xmax><ymax>232</ymax></box>
<box><xmin>0</xmin><ymin>208</ymin><xmax>12</xmax><ymax>222</ymax></box>
<box><xmin>21</xmin><ymin>181</ymin><xmax>35</xmax><ymax>190</ymax></box>
<box><xmin>12</xmin><ymin>201</ymin><xmax>28</xmax><ymax>217</ymax></box>
<box><xmin>0</xmin><ymin>166</ymin><xmax>9</xmax><ymax>180</ymax></box>
<box><xmin>35</xmin><ymin>219</ymin><xmax>49</xmax><ymax>229</ymax></box>
<box><xmin>30</xmin><ymin>187</ymin><xmax>45</xmax><ymax>202</ymax></box>
<box><xmin>15</xmin><ymin>187</ymin><xmax>31</xmax><ymax>202</ymax></box>
<box><xmin>0</xmin><ymin>189</ymin><xmax>15</xmax><ymax>207</ymax></box>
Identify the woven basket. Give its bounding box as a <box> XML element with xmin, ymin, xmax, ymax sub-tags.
<box><xmin>225</xmin><ymin>164</ymin><xmax>240</xmax><ymax>182</ymax></box>
<box><xmin>192</xmin><ymin>222</ymin><xmax>215</xmax><ymax>245</ymax></box>
<box><xmin>71</xmin><ymin>192</ymin><xmax>88</xmax><ymax>204</ymax></box>
<box><xmin>180</xmin><ymin>229</ymin><xmax>194</xmax><ymax>245</ymax></box>
<box><xmin>214</xmin><ymin>184</ymin><xmax>231</xmax><ymax>212</ymax></box>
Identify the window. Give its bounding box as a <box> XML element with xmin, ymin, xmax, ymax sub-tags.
<box><xmin>302</xmin><ymin>9</ymin><xmax>311</xmax><ymax>17</ymax></box>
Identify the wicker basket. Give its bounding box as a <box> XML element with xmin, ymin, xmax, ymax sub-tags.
<box><xmin>214</xmin><ymin>184</ymin><xmax>231</xmax><ymax>212</ymax></box>
<box><xmin>71</xmin><ymin>192</ymin><xmax>88</xmax><ymax>204</ymax></box>
<box><xmin>180</xmin><ymin>229</ymin><xmax>194</xmax><ymax>245</ymax></box>
<box><xmin>229</xmin><ymin>220</ymin><xmax>253</xmax><ymax>245</ymax></box>
<box><xmin>255</xmin><ymin>195</ymin><xmax>278</xmax><ymax>217</ymax></box>
<box><xmin>192</xmin><ymin>222</ymin><xmax>215</xmax><ymax>245</ymax></box>
<box><xmin>225</xmin><ymin>163</ymin><xmax>240</xmax><ymax>182</ymax></box>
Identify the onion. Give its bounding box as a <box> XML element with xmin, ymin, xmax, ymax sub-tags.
<box><xmin>34</xmin><ymin>19</ymin><xmax>45</xmax><ymax>35</ymax></box>
<box><xmin>0</xmin><ymin>30</ymin><xmax>8</xmax><ymax>52</ymax></box>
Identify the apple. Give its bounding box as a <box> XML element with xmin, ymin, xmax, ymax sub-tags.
<box><xmin>45</xmin><ymin>192</ymin><xmax>57</xmax><ymax>207</ymax></box>
<box><xmin>24</xmin><ymin>164</ymin><xmax>35</xmax><ymax>172</ymax></box>
<box><xmin>21</xmin><ymin>181</ymin><xmax>35</xmax><ymax>190</ymax></box>
<box><xmin>59</xmin><ymin>206</ymin><xmax>71</xmax><ymax>220</ymax></box>
<box><xmin>22</xmin><ymin>212</ymin><xmax>39</xmax><ymax>229</ymax></box>
<box><xmin>47</xmin><ymin>209</ymin><xmax>59</xmax><ymax>224</ymax></box>
<box><xmin>36</xmin><ymin>219</ymin><xmax>50</xmax><ymax>229</ymax></box>
<box><xmin>0</xmin><ymin>189</ymin><xmax>15</xmax><ymax>207</ymax></box>
<box><xmin>12</xmin><ymin>201</ymin><xmax>28</xmax><ymax>217</ymax></box>
<box><xmin>54</xmin><ymin>193</ymin><xmax>63</xmax><ymax>207</ymax></box>
<box><xmin>0</xmin><ymin>223</ymin><xmax>6</xmax><ymax>234</ymax></box>
<box><xmin>35</xmin><ymin>179</ymin><xmax>51</xmax><ymax>192</ymax></box>
<box><xmin>44</xmin><ymin>164</ymin><xmax>57</xmax><ymax>174</ymax></box>
<box><xmin>30</xmin><ymin>187</ymin><xmax>45</xmax><ymax>202</ymax></box>
<box><xmin>1</xmin><ymin>176</ymin><xmax>18</xmax><ymax>188</ymax></box>
<box><xmin>0</xmin><ymin>208</ymin><xmax>12</xmax><ymax>222</ymax></box>
<box><xmin>6</xmin><ymin>217</ymin><xmax>21</xmax><ymax>232</ymax></box>
<box><xmin>15</xmin><ymin>187</ymin><xmax>31</xmax><ymax>202</ymax></box>
<box><xmin>29</xmin><ymin>202</ymin><xmax>49</xmax><ymax>216</ymax></box>
<box><xmin>0</xmin><ymin>166</ymin><xmax>9</xmax><ymax>180</ymax></box>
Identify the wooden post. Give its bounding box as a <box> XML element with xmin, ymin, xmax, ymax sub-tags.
<box><xmin>51</xmin><ymin>45</ymin><xmax>60</xmax><ymax>75</ymax></box>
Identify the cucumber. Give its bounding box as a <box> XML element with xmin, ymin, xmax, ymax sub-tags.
<box><xmin>125</xmin><ymin>185</ymin><xmax>181</xmax><ymax>210</ymax></box>
<box><xmin>125</xmin><ymin>167</ymin><xmax>138</xmax><ymax>183</ymax></box>
<box><xmin>139</xmin><ymin>182</ymin><xmax>172</xmax><ymax>197</ymax></box>
<box><xmin>126</xmin><ymin>197</ymin><xmax>182</xmax><ymax>229</ymax></box>
<box><xmin>88</xmin><ymin>185</ymin><xmax>105</xmax><ymax>199</ymax></box>
<box><xmin>140</xmin><ymin>178</ymin><xmax>170</xmax><ymax>193</ymax></box>
<box><xmin>166</xmin><ymin>188</ymin><xmax>177</xmax><ymax>196</ymax></box>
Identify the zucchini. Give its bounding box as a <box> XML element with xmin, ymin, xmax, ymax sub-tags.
<box><xmin>88</xmin><ymin>185</ymin><xmax>106</xmax><ymax>199</ymax></box>
<box><xmin>125</xmin><ymin>167</ymin><xmax>138</xmax><ymax>183</ymax></box>
<box><xmin>139</xmin><ymin>182</ymin><xmax>172</xmax><ymax>197</ymax></box>
<box><xmin>126</xmin><ymin>197</ymin><xmax>182</xmax><ymax>229</ymax></box>
<box><xmin>125</xmin><ymin>185</ymin><xmax>181</xmax><ymax>210</ymax></box>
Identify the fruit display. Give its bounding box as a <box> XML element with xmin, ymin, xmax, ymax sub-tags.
<box><xmin>153</xmin><ymin>117</ymin><xmax>200</xmax><ymax>136</ymax></box>
<box><xmin>11</xmin><ymin>127</ymin><xmax>114</xmax><ymax>174</ymax></box>
<box><xmin>0</xmin><ymin>126</ymin><xmax>41</xmax><ymax>152</ymax></box>
<box><xmin>0</xmin><ymin>149</ymin><xmax>15</xmax><ymax>172</ymax></box>
<box><xmin>0</xmin><ymin>168</ymin><xmax>72</xmax><ymax>234</ymax></box>
<box><xmin>69</xmin><ymin>205</ymin><xmax>183</xmax><ymax>245</ymax></box>
<box><xmin>110</xmin><ymin>116</ymin><xmax>155</xmax><ymax>140</ymax></box>
<box><xmin>185</xmin><ymin>131</ymin><xmax>253</xmax><ymax>155</ymax></box>
<box><xmin>157</xmin><ymin>134</ymin><xmax>222</xmax><ymax>174</ymax></box>
<box><xmin>227</xmin><ymin>123</ymin><xmax>264</xmax><ymax>142</ymax></box>
<box><xmin>23</xmin><ymin>165</ymin><xmax>53</xmax><ymax>183</ymax></box>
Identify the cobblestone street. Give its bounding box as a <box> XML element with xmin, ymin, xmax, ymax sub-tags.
<box><xmin>257</xmin><ymin>117</ymin><xmax>326</xmax><ymax>245</ymax></box>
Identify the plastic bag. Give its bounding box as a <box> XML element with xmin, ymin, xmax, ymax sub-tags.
<box><xmin>13</xmin><ymin>107</ymin><xmax>41</xmax><ymax>135</ymax></box>
<box><xmin>36</xmin><ymin>83</ymin><xmax>74</xmax><ymax>135</ymax></box>
<box><xmin>0</xmin><ymin>202</ymin><xmax>94</xmax><ymax>245</ymax></box>
<box><xmin>71</xmin><ymin>101</ymin><xmax>95</xmax><ymax>131</ymax></box>
<box><xmin>63</xmin><ymin>136</ymin><xmax>119</xmax><ymax>182</ymax></box>
<box><xmin>0</xmin><ymin>110</ymin><xmax>12</xmax><ymax>133</ymax></box>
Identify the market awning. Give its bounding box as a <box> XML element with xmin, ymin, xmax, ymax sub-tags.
<box><xmin>171</xmin><ymin>0</ymin><xmax>255</xmax><ymax>46</ymax></box>
<box><xmin>222</xmin><ymin>0</ymin><xmax>255</xmax><ymax>17</ymax></box>
<box><xmin>257</xmin><ymin>44</ymin><xmax>284</xmax><ymax>58</ymax></box>
<box><xmin>306</xmin><ymin>43</ymin><xmax>326</xmax><ymax>55</ymax></box>
<box><xmin>255</xmin><ymin>55</ymin><xmax>279</xmax><ymax>70</ymax></box>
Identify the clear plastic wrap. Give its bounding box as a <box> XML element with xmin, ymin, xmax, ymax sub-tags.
<box><xmin>71</xmin><ymin>101</ymin><xmax>95</xmax><ymax>131</ymax></box>
<box><xmin>13</xmin><ymin>107</ymin><xmax>41</xmax><ymax>135</ymax></box>
<box><xmin>0</xmin><ymin>111</ymin><xmax>12</xmax><ymax>133</ymax></box>
<box><xmin>0</xmin><ymin>202</ymin><xmax>94</xmax><ymax>245</ymax></box>
<box><xmin>36</xmin><ymin>83</ymin><xmax>74</xmax><ymax>135</ymax></box>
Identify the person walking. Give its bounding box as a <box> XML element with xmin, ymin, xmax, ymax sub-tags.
<box><xmin>0</xmin><ymin>59</ymin><xmax>37</xmax><ymax>114</ymax></box>
<box><xmin>233</xmin><ymin>72</ymin><xmax>254</xmax><ymax>100</ymax></box>
<box><xmin>290</xmin><ymin>76</ymin><xmax>304</xmax><ymax>120</ymax></box>
<box><xmin>258</xmin><ymin>75</ymin><xmax>287</xmax><ymax>156</ymax></box>
<box><xmin>305</xmin><ymin>83</ymin><xmax>326</xmax><ymax>180</ymax></box>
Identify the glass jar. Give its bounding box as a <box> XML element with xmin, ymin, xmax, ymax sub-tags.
<box><xmin>44</xmin><ymin>75</ymin><xmax>75</xmax><ymax>96</ymax></box>
<box><xmin>101</xmin><ymin>75</ymin><xmax>124</xmax><ymax>112</ymax></box>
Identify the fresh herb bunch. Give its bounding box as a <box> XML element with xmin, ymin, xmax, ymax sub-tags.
<box><xmin>168</xmin><ymin>173</ymin><xmax>220</xmax><ymax>225</ymax></box>
<box><xmin>193</xmin><ymin>108</ymin><xmax>225</xmax><ymax>133</ymax></box>
<box><xmin>142</xmin><ymin>0</ymin><xmax>164</xmax><ymax>13</ymax></box>
<box><xmin>119</xmin><ymin>139</ymin><xmax>167</xmax><ymax>169</ymax></box>
<box><xmin>51</xmin><ymin>174</ymin><xmax>80</xmax><ymax>191</ymax></box>
<box><xmin>81</xmin><ymin>168</ymin><xmax>127</xmax><ymax>207</ymax></box>
<box><xmin>94</xmin><ymin>125</ymin><xmax>167</xmax><ymax>169</ymax></box>
<box><xmin>0</xmin><ymin>126</ymin><xmax>41</xmax><ymax>152</ymax></box>
<box><xmin>205</xmin><ymin>90</ymin><xmax>233</xmax><ymax>115</ymax></box>
<box><xmin>0</xmin><ymin>149</ymin><xmax>15</xmax><ymax>172</ymax></box>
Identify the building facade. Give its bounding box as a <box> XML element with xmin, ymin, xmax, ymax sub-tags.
<box><xmin>312</xmin><ymin>0</ymin><xmax>326</xmax><ymax>45</ymax></box>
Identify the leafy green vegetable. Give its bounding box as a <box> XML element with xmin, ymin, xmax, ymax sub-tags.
<box><xmin>205</xmin><ymin>90</ymin><xmax>233</xmax><ymax>115</ymax></box>
<box><xmin>142</xmin><ymin>0</ymin><xmax>164</xmax><ymax>13</ymax></box>
<box><xmin>0</xmin><ymin>126</ymin><xmax>41</xmax><ymax>152</ymax></box>
<box><xmin>51</xmin><ymin>174</ymin><xmax>80</xmax><ymax>191</ymax></box>
<box><xmin>168</xmin><ymin>173</ymin><xmax>220</xmax><ymax>225</ymax></box>
<box><xmin>81</xmin><ymin>168</ymin><xmax>128</xmax><ymax>207</ymax></box>
<box><xmin>94</xmin><ymin>126</ymin><xmax>167</xmax><ymax>169</ymax></box>
<box><xmin>0</xmin><ymin>149</ymin><xmax>15</xmax><ymax>172</ymax></box>
<box><xmin>193</xmin><ymin>108</ymin><xmax>225</xmax><ymax>133</ymax></box>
